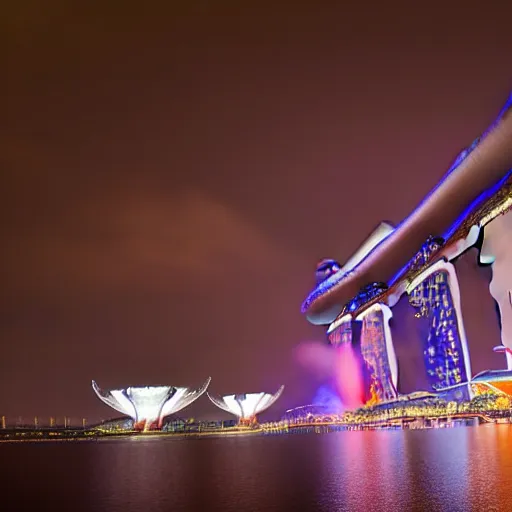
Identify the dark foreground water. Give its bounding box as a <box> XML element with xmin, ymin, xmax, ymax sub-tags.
<box><xmin>2</xmin><ymin>425</ymin><xmax>512</xmax><ymax>512</ymax></box>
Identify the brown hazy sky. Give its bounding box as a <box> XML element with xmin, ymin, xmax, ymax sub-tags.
<box><xmin>3</xmin><ymin>1</ymin><xmax>512</xmax><ymax>422</ymax></box>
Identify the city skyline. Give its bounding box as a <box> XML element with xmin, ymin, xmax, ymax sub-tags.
<box><xmin>3</xmin><ymin>2</ymin><xmax>512</xmax><ymax>421</ymax></box>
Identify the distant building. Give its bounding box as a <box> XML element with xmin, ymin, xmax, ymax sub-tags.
<box><xmin>207</xmin><ymin>386</ymin><xmax>284</xmax><ymax>425</ymax></box>
<box><xmin>91</xmin><ymin>378</ymin><xmax>211</xmax><ymax>431</ymax></box>
<box><xmin>471</xmin><ymin>370</ymin><xmax>512</xmax><ymax>397</ymax></box>
<box><xmin>94</xmin><ymin>417</ymin><xmax>134</xmax><ymax>431</ymax></box>
<box><xmin>282</xmin><ymin>404</ymin><xmax>329</xmax><ymax>422</ymax></box>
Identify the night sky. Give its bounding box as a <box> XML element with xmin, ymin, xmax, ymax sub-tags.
<box><xmin>3</xmin><ymin>2</ymin><xmax>512</xmax><ymax>423</ymax></box>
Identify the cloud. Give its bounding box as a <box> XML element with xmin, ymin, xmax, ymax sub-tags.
<box><xmin>109</xmin><ymin>188</ymin><xmax>290</xmax><ymax>274</ymax></box>
<box><xmin>3</xmin><ymin>185</ymin><xmax>293</xmax><ymax>302</ymax></box>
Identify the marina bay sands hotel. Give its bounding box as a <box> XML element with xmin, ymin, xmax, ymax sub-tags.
<box><xmin>301</xmin><ymin>93</ymin><xmax>512</xmax><ymax>405</ymax></box>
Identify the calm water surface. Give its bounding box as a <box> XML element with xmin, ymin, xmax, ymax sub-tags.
<box><xmin>2</xmin><ymin>425</ymin><xmax>512</xmax><ymax>512</ymax></box>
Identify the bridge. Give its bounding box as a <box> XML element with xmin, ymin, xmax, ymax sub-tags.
<box><xmin>282</xmin><ymin>412</ymin><xmax>496</xmax><ymax>430</ymax></box>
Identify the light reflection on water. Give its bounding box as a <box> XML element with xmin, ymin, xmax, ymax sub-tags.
<box><xmin>320</xmin><ymin>429</ymin><xmax>412</xmax><ymax>510</ymax></box>
<box><xmin>2</xmin><ymin>426</ymin><xmax>512</xmax><ymax>512</ymax></box>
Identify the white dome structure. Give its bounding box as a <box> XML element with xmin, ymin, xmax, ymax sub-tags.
<box><xmin>92</xmin><ymin>378</ymin><xmax>211</xmax><ymax>431</ymax></box>
<box><xmin>207</xmin><ymin>386</ymin><xmax>284</xmax><ymax>425</ymax></box>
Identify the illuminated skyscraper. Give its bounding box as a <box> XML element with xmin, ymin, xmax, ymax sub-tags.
<box><xmin>300</xmin><ymin>92</ymin><xmax>512</xmax><ymax>405</ymax></box>
<box><xmin>92</xmin><ymin>378</ymin><xmax>211</xmax><ymax>431</ymax></box>
<box><xmin>407</xmin><ymin>255</ymin><xmax>471</xmax><ymax>393</ymax></box>
<box><xmin>327</xmin><ymin>304</ymin><xmax>398</xmax><ymax>405</ymax></box>
<box><xmin>357</xmin><ymin>304</ymin><xmax>398</xmax><ymax>403</ymax></box>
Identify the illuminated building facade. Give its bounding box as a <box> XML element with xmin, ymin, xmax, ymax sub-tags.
<box><xmin>301</xmin><ymin>93</ymin><xmax>512</xmax><ymax>405</ymax></box>
<box><xmin>207</xmin><ymin>386</ymin><xmax>284</xmax><ymax>425</ymax></box>
<box><xmin>327</xmin><ymin>315</ymin><xmax>351</xmax><ymax>346</ymax></box>
<box><xmin>92</xmin><ymin>378</ymin><xmax>211</xmax><ymax>431</ymax></box>
<box><xmin>471</xmin><ymin>369</ymin><xmax>512</xmax><ymax>397</ymax></box>
<box><xmin>406</xmin><ymin>239</ymin><xmax>472</xmax><ymax>392</ymax></box>
<box><xmin>327</xmin><ymin>305</ymin><xmax>398</xmax><ymax>404</ymax></box>
<box><xmin>358</xmin><ymin>305</ymin><xmax>398</xmax><ymax>402</ymax></box>
<box><xmin>409</xmin><ymin>271</ymin><xmax>467</xmax><ymax>389</ymax></box>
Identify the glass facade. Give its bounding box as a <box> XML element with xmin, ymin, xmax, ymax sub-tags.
<box><xmin>327</xmin><ymin>306</ymin><xmax>397</xmax><ymax>405</ymax></box>
<box><xmin>409</xmin><ymin>270</ymin><xmax>468</xmax><ymax>391</ymax></box>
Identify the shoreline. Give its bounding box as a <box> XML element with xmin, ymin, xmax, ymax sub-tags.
<box><xmin>1</xmin><ymin>418</ymin><xmax>510</xmax><ymax>443</ymax></box>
